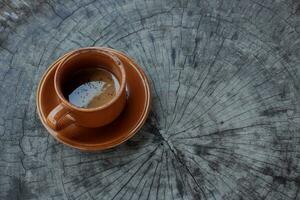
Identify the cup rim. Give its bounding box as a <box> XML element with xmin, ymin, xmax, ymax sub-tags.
<box><xmin>54</xmin><ymin>47</ymin><xmax>126</xmax><ymax>112</ymax></box>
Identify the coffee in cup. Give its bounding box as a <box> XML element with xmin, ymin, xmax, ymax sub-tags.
<box><xmin>46</xmin><ymin>48</ymin><xmax>127</xmax><ymax>130</ymax></box>
<box><xmin>64</xmin><ymin>68</ymin><xmax>120</xmax><ymax>109</ymax></box>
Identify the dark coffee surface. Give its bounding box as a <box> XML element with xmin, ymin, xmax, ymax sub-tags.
<box><xmin>64</xmin><ymin>68</ymin><xmax>119</xmax><ymax>108</ymax></box>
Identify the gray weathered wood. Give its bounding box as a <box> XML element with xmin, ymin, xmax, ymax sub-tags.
<box><xmin>1</xmin><ymin>0</ymin><xmax>300</xmax><ymax>199</ymax></box>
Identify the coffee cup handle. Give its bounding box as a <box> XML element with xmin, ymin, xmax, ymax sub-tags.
<box><xmin>46</xmin><ymin>103</ymin><xmax>75</xmax><ymax>131</ymax></box>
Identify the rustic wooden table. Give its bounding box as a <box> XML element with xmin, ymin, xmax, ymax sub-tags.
<box><xmin>1</xmin><ymin>0</ymin><xmax>300</xmax><ymax>199</ymax></box>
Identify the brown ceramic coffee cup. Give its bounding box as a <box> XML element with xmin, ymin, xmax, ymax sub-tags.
<box><xmin>46</xmin><ymin>48</ymin><xmax>126</xmax><ymax>131</ymax></box>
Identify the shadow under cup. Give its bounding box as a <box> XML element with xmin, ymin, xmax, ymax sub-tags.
<box><xmin>47</xmin><ymin>49</ymin><xmax>127</xmax><ymax>130</ymax></box>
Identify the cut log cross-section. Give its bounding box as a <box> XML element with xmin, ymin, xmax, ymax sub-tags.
<box><xmin>1</xmin><ymin>0</ymin><xmax>300</xmax><ymax>199</ymax></box>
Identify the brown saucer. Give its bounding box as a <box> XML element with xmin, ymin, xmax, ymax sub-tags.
<box><xmin>36</xmin><ymin>48</ymin><xmax>151</xmax><ymax>151</ymax></box>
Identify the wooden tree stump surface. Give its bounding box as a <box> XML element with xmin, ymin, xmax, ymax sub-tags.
<box><xmin>1</xmin><ymin>0</ymin><xmax>300</xmax><ymax>199</ymax></box>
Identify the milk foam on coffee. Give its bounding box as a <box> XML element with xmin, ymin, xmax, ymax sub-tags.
<box><xmin>65</xmin><ymin>68</ymin><xmax>120</xmax><ymax>108</ymax></box>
